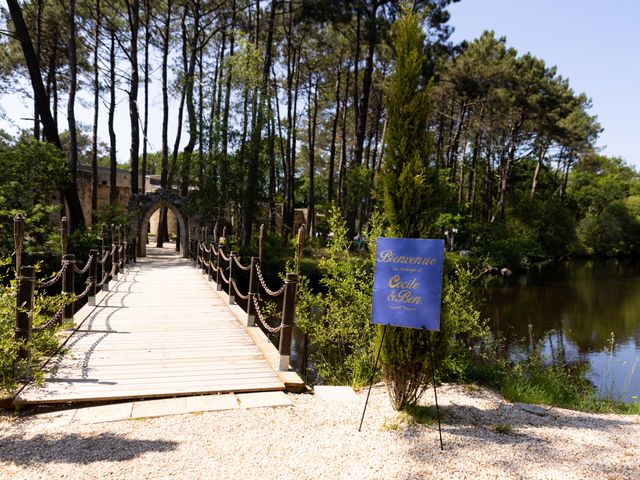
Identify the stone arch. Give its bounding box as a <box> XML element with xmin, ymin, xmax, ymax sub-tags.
<box><xmin>134</xmin><ymin>195</ymin><xmax>189</xmax><ymax>258</ymax></box>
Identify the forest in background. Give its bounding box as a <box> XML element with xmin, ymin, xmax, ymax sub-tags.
<box><xmin>1</xmin><ymin>0</ymin><xmax>640</xmax><ymax>268</ymax></box>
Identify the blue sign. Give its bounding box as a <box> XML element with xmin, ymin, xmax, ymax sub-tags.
<box><xmin>371</xmin><ymin>237</ymin><xmax>444</xmax><ymax>331</ymax></box>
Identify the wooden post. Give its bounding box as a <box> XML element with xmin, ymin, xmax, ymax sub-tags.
<box><xmin>15</xmin><ymin>265</ymin><xmax>35</xmax><ymax>363</ymax></box>
<box><xmin>296</xmin><ymin>225</ymin><xmax>306</xmax><ymax>276</ymax></box>
<box><xmin>99</xmin><ymin>224</ymin><xmax>105</xmax><ymax>252</ymax></box>
<box><xmin>120</xmin><ymin>225</ymin><xmax>127</xmax><ymax>267</ymax></box>
<box><xmin>215</xmin><ymin>238</ymin><xmax>225</xmax><ymax>290</ymax></box>
<box><xmin>228</xmin><ymin>251</ymin><xmax>236</xmax><ymax>305</ymax></box>
<box><xmin>60</xmin><ymin>216</ymin><xmax>68</xmax><ymax>259</ymax></box>
<box><xmin>207</xmin><ymin>242</ymin><xmax>213</xmax><ymax>280</ymax></box>
<box><xmin>246</xmin><ymin>257</ymin><xmax>258</xmax><ymax>327</ymax></box>
<box><xmin>101</xmin><ymin>246</ymin><xmax>109</xmax><ymax>291</ymax></box>
<box><xmin>201</xmin><ymin>239</ymin><xmax>208</xmax><ymax>275</ymax></box>
<box><xmin>14</xmin><ymin>214</ymin><xmax>25</xmax><ymax>274</ymax></box>
<box><xmin>278</xmin><ymin>272</ymin><xmax>298</xmax><ymax>371</ymax></box>
<box><xmin>62</xmin><ymin>254</ymin><xmax>75</xmax><ymax>323</ymax></box>
<box><xmin>88</xmin><ymin>249</ymin><xmax>98</xmax><ymax>306</ymax></box>
<box><xmin>259</xmin><ymin>224</ymin><xmax>264</xmax><ymax>264</ymax></box>
<box><xmin>113</xmin><ymin>240</ymin><xmax>119</xmax><ymax>281</ymax></box>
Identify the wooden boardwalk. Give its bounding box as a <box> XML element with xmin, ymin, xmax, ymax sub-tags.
<box><xmin>17</xmin><ymin>246</ymin><xmax>286</xmax><ymax>405</ymax></box>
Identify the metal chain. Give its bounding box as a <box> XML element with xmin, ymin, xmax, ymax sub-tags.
<box><xmin>96</xmin><ymin>272</ymin><xmax>109</xmax><ymax>288</ymax></box>
<box><xmin>98</xmin><ymin>247</ymin><xmax>113</xmax><ymax>265</ymax></box>
<box><xmin>219</xmin><ymin>249</ymin><xmax>230</xmax><ymax>262</ymax></box>
<box><xmin>73</xmin><ymin>255</ymin><xmax>94</xmax><ymax>275</ymax></box>
<box><xmin>255</xmin><ymin>263</ymin><xmax>285</xmax><ymax>297</ymax></box>
<box><xmin>208</xmin><ymin>260</ymin><xmax>218</xmax><ymax>273</ymax></box>
<box><xmin>32</xmin><ymin>304</ymin><xmax>65</xmax><ymax>332</ymax></box>
<box><xmin>35</xmin><ymin>262</ymin><xmax>69</xmax><ymax>289</ymax></box>
<box><xmin>251</xmin><ymin>295</ymin><xmax>282</xmax><ymax>333</ymax></box>
<box><xmin>230</xmin><ymin>278</ymin><xmax>249</xmax><ymax>300</ymax></box>
<box><xmin>218</xmin><ymin>265</ymin><xmax>230</xmax><ymax>285</ymax></box>
<box><xmin>200</xmin><ymin>242</ymin><xmax>211</xmax><ymax>254</ymax></box>
<box><xmin>74</xmin><ymin>279</ymin><xmax>94</xmax><ymax>301</ymax></box>
<box><xmin>232</xmin><ymin>255</ymin><xmax>251</xmax><ymax>271</ymax></box>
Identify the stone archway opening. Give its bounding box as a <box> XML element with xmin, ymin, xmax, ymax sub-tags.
<box><xmin>136</xmin><ymin>199</ymin><xmax>189</xmax><ymax>258</ymax></box>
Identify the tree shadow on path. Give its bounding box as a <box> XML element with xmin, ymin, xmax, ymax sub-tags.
<box><xmin>0</xmin><ymin>432</ymin><xmax>178</xmax><ymax>465</ymax></box>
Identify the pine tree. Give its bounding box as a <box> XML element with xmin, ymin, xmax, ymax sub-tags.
<box><xmin>379</xmin><ymin>5</ymin><xmax>445</xmax><ymax>410</ymax></box>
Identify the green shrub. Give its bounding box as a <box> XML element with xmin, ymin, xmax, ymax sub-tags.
<box><xmin>1</xmin><ymin>265</ymin><xmax>66</xmax><ymax>392</ymax></box>
<box><xmin>296</xmin><ymin>206</ymin><xmax>376</xmax><ymax>387</ymax></box>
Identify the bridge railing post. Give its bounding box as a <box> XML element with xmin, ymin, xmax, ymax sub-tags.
<box><xmin>278</xmin><ymin>272</ymin><xmax>297</xmax><ymax>371</ymax></box>
<box><xmin>246</xmin><ymin>257</ymin><xmax>258</xmax><ymax>327</ymax></box>
<box><xmin>14</xmin><ymin>214</ymin><xmax>25</xmax><ymax>274</ymax></box>
<box><xmin>201</xmin><ymin>241</ymin><xmax>208</xmax><ymax>275</ymax></box>
<box><xmin>102</xmin><ymin>246</ymin><xmax>110</xmax><ymax>291</ymax></box>
<box><xmin>215</xmin><ymin>238</ymin><xmax>225</xmax><ymax>290</ymax></box>
<box><xmin>15</xmin><ymin>265</ymin><xmax>35</xmax><ymax>367</ymax></box>
<box><xmin>88</xmin><ymin>249</ymin><xmax>98</xmax><ymax>306</ymax></box>
<box><xmin>113</xmin><ymin>241</ymin><xmax>119</xmax><ymax>281</ymax></box>
<box><xmin>60</xmin><ymin>216</ymin><xmax>68</xmax><ymax>259</ymax></box>
<box><xmin>207</xmin><ymin>242</ymin><xmax>213</xmax><ymax>280</ymax></box>
<box><xmin>62</xmin><ymin>254</ymin><xmax>75</xmax><ymax>323</ymax></box>
<box><xmin>228</xmin><ymin>251</ymin><xmax>236</xmax><ymax>305</ymax></box>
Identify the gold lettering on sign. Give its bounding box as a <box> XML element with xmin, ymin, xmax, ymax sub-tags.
<box><xmin>386</xmin><ymin>274</ymin><xmax>422</xmax><ymax>306</ymax></box>
<box><xmin>377</xmin><ymin>249</ymin><xmax>438</xmax><ymax>266</ymax></box>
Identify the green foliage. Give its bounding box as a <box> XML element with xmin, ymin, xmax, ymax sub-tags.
<box><xmin>377</xmin><ymin>6</ymin><xmax>456</xmax><ymax>410</ymax></box>
<box><xmin>0</xmin><ymin>136</ymin><xmax>69</xmax><ymax>257</ymax></box>
<box><xmin>382</xmin><ymin>7</ymin><xmax>445</xmax><ymax>239</ymax></box>
<box><xmin>1</xmin><ymin>268</ymin><xmax>66</xmax><ymax>392</ymax></box>
<box><xmin>500</xmin><ymin>346</ymin><xmax>597</xmax><ymax>410</ymax></box>
<box><xmin>296</xmin><ymin>205</ymin><xmax>375</xmax><ymax>387</ymax></box>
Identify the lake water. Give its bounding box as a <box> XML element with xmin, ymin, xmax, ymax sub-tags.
<box><xmin>483</xmin><ymin>259</ymin><xmax>640</xmax><ymax>402</ymax></box>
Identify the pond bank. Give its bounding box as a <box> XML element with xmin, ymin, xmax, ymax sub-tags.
<box><xmin>1</xmin><ymin>383</ymin><xmax>638</xmax><ymax>479</ymax></box>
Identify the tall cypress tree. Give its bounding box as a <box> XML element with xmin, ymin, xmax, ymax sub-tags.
<box><xmin>379</xmin><ymin>5</ymin><xmax>445</xmax><ymax>410</ymax></box>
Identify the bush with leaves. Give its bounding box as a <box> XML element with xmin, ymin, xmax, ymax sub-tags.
<box><xmin>0</xmin><ymin>136</ymin><xmax>69</xmax><ymax>259</ymax></box>
<box><xmin>296</xmin><ymin>206</ymin><xmax>378</xmax><ymax>387</ymax></box>
<box><xmin>1</xmin><ymin>263</ymin><xmax>66</xmax><ymax>392</ymax></box>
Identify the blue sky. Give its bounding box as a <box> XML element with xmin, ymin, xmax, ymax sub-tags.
<box><xmin>447</xmin><ymin>0</ymin><xmax>640</xmax><ymax>167</ymax></box>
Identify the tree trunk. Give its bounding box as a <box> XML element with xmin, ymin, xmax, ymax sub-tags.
<box><xmin>67</xmin><ymin>0</ymin><xmax>80</xmax><ymax>225</ymax></box>
<box><xmin>6</xmin><ymin>0</ymin><xmax>84</xmax><ymax>230</ymax></box>
<box><xmin>353</xmin><ymin>2</ymin><xmax>378</xmax><ymax>168</ymax></box>
<box><xmin>91</xmin><ymin>0</ymin><xmax>101</xmax><ymax>220</ymax></box>
<box><xmin>142</xmin><ymin>0</ymin><xmax>150</xmax><ymax>195</ymax></box>
<box><xmin>307</xmin><ymin>76</ymin><xmax>319</xmax><ymax>237</ymax></box>
<box><xmin>108</xmin><ymin>28</ymin><xmax>117</xmax><ymax>205</ymax></box>
<box><xmin>127</xmin><ymin>0</ymin><xmax>141</xmax><ymax>197</ymax></box>
<box><xmin>241</xmin><ymin>0</ymin><xmax>276</xmax><ymax>246</ymax></box>
<box><xmin>327</xmin><ymin>63</ymin><xmax>341</xmax><ymax>205</ymax></box>
<box><xmin>220</xmin><ymin>0</ymin><xmax>236</xmax><ymax>205</ymax></box>
<box><xmin>180</xmin><ymin>0</ymin><xmax>201</xmax><ymax>198</ymax></box>
<box><xmin>157</xmin><ymin>0</ymin><xmax>172</xmax><ymax>247</ymax></box>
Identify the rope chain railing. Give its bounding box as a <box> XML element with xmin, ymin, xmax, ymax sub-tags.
<box><xmin>251</xmin><ymin>294</ymin><xmax>283</xmax><ymax>334</ymax></box>
<box><xmin>73</xmin><ymin>254</ymin><xmax>94</xmax><ymax>275</ymax></box>
<box><xmin>232</xmin><ymin>255</ymin><xmax>252</xmax><ymax>272</ymax></box>
<box><xmin>34</xmin><ymin>262</ymin><xmax>69</xmax><ymax>289</ymax></box>
<box><xmin>230</xmin><ymin>278</ymin><xmax>250</xmax><ymax>301</ymax></box>
<box><xmin>12</xmin><ymin>215</ymin><xmax>128</xmax><ymax>364</ymax></box>
<box><xmin>192</xmin><ymin>223</ymin><xmax>304</xmax><ymax>371</ymax></box>
<box><xmin>255</xmin><ymin>262</ymin><xmax>285</xmax><ymax>297</ymax></box>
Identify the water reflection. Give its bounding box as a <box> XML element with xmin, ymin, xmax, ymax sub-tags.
<box><xmin>483</xmin><ymin>259</ymin><xmax>640</xmax><ymax>401</ymax></box>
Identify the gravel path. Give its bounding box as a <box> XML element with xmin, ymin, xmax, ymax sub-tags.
<box><xmin>1</xmin><ymin>384</ymin><xmax>638</xmax><ymax>479</ymax></box>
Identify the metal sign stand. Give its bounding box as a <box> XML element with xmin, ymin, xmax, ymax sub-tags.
<box><xmin>426</xmin><ymin>330</ymin><xmax>444</xmax><ymax>451</ymax></box>
<box><xmin>358</xmin><ymin>324</ymin><xmax>388</xmax><ymax>432</ymax></box>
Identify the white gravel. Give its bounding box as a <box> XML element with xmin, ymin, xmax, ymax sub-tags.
<box><xmin>1</xmin><ymin>384</ymin><xmax>638</xmax><ymax>479</ymax></box>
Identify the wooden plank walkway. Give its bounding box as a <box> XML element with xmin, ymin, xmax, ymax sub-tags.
<box><xmin>17</xmin><ymin>245</ymin><xmax>285</xmax><ymax>405</ymax></box>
